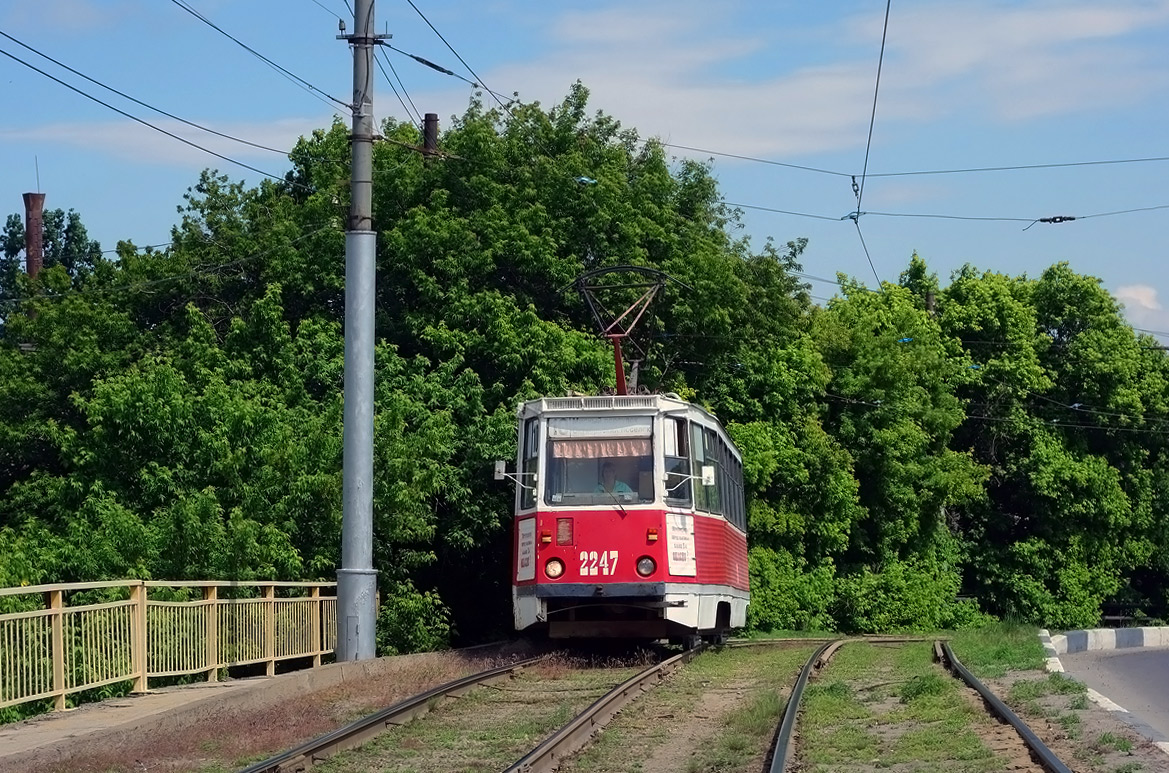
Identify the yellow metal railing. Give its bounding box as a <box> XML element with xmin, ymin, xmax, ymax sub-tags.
<box><xmin>0</xmin><ymin>580</ymin><xmax>336</xmax><ymax>712</ymax></box>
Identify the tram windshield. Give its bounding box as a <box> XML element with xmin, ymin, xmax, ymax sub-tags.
<box><xmin>544</xmin><ymin>416</ymin><xmax>654</xmax><ymax>505</ymax></box>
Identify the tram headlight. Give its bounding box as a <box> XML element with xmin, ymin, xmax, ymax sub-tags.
<box><xmin>636</xmin><ymin>556</ymin><xmax>656</xmax><ymax>577</ymax></box>
<box><xmin>545</xmin><ymin>558</ymin><xmax>565</xmax><ymax>579</ymax></box>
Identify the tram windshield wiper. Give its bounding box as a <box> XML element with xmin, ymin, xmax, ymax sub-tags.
<box><xmin>603</xmin><ymin>488</ymin><xmax>630</xmax><ymax>518</ymax></box>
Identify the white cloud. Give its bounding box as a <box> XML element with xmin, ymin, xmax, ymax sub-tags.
<box><xmin>1116</xmin><ymin>284</ymin><xmax>1161</xmax><ymax>311</ymax></box>
<box><xmin>431</xmin><ymin>0</ymin><xmax>1169</xmax><ymax>161</ymax></box>
<box><xmin>1115</xmin><ymin>283</ymin><xmax>1169</xmax><ymax>332</ymax></box>
<box><xmin>0</xmin><ymin>116</ymin><xmax>334</xmax><ymax>170</ymax></box>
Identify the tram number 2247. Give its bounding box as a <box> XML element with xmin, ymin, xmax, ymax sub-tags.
<box><xmin>579</xmin><ymin>550</ymin><xmax>618</xmax><ymax>577</ymax></box>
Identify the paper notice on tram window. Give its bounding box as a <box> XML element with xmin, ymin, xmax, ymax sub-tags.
<box><xmin>517</xmin><ymin>518</ymin><xmax>536</xmax><ymax>582</ymax></box>
<box><xmin>667</xmin><ymin>513</ymin><xmax>696</xmax><ymax>576</ymax></box>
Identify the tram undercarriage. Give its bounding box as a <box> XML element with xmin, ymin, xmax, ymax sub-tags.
<box><xmin>515</xmin><ymin>583</ymin><xmax>747</xmax><ymax>641</ymax></box>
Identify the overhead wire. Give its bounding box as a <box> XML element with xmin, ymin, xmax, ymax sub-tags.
<box><xmin>403</xmin><ymin>0</ymin><xmax>511</xmax><ymax>113</ymax></box>
<box><xmin>0</xmin><ymin>45</ymin><xmax>301</xmax><ymax>188</ymax></box>
<box><xmin>823</xmin><ymin>389</ymin><xmax>1169</xmax><ymax>435</ymax></box>
<box><xmin>850</xmin><ymin>0</ymin><xmax>892</xmax><ymax>287</ymax></box>
<box><xmin>0</xmin><ymin>29</ymin><xmax>287</xmax><ymax>156</ymax></box>
<box><xmin>383</xmin><ymin>43</ymin><xmax>482</xmax><ymax>89</ymax></box>
<box><xmin>375</xmin><ymin>47</ymin><xmax>423</xmax><ymax>124</ymax></box>
<box><xmin>168</xmin><ymin>0</ymin><xmax>349</xmax><ymax>112</ymax></box>
<box><xmin>651</xmin><ymin>141</ymin><xmax>1169</xmax><ymax>182</ymax></box>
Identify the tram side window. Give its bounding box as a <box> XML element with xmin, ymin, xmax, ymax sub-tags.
<box><xmin>734</xmin><ymin>458</ymin><xmax>743</xmax><ymax>530</ymax></box>
<box><xmin>703</xmin><ymin>428</ymin><xmax>723</xmax><ymax>515</ymax></box>
<box><xmin>691</xmin><ymin>423</ymin><xmax>708</xmax><ymax>512</ymax></box>
<box><xmin>521</xmin><ymin>417</ymin><xmax>539</xmax><ymax>510</ymax></box>
<box><xmin>664</xmin><ymin>417</ymin><xmax>691</xmax><ymax>506</ymax></box>
<box><xmin>725</xmin><ymin>450</ymin><xmax>744</xmax><ymax>530</ymax></box>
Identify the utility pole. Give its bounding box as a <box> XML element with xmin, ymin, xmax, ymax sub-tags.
<box><xmin>337</xmin><ymin>0</ymin><xmax>382</xmax><ymax>661</ymax></box>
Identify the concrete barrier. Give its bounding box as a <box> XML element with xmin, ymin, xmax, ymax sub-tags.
<box><xmin>1044</xmin><ymin>626</ymin><xmax>1169</xmax><ymax>655</ymax></box>
<box><xmin>1039</xmin><ymin>625</ymin><xmax>1169</xmax><ymax>760</ymax></box>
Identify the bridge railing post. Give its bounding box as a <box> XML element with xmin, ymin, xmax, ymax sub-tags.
<box><xmin>204</xmin><ymin>585</ymin><xmax>219</xmax><ymax>681</ymax></box>
<box><xmin>47</xmin><ymin>589</ymin><xmax>65</xmax><ymax>711</ymax></box>
<box><xmin>263</xmin><ymin>584</ymin><xmax>276</xmax><ymax>676</ymax></box>
<box><xmin>129</xmin><ymin>582</ymin><xmax>148</xmax><ymax>693</ymax></box>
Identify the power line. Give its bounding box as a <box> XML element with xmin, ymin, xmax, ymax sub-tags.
<box><xmin>824</xmin><ymin>391</ymin><xmax>1169</xmax><ymax>435</ymax></box>
<box><xmin>655</xmin><ymin>142</ymin><xmax>1169</xmax><ymax>182</ymax></box>
<box><xmin>864</xmin><ymin>210</ymin><xmax>1034</xmax><ymax>224</ymax></box>
<box><xmin>850</xmin><ymin>0</ymin><xmax>892</xmax><ymax>288</ymax></box>
<box><xmin>852</xmin><ymin>221</ymin><xmax>881</xmax><ymax>286</ymax></box>
<box><xmin>867</xmin><ymin>154</ymin><xmax>1169</xmax><ymax>179</ymax></box>
<box><xmin>403</xmin><ymin>0</ymin><xmax>510</xmax><ymax>113</ymax></box>
<box><xmin>168</xmin><ymin>0</ymin><xmax>349</xmax><ymax>111</ymax></box>
<box><xmin>374</xmin><ymin>47</ymin><xmax>422</xmax><ymax>125</ymax></box>
<box><xmin>659</xmin><ymin>143</ymin><xmax>851</xmax><ymax>178</ymax></box>
<box><xmin>383</xmin><ymin>43</ymin><xmax>481</xmax><ymax>89</ymax></box>
<box><xmin>725</xmin><ymin>201</ymin><xmax>840</xmax><ymax>222</ymax></box>
<box><xmin>1079</xmin><ymin>204</ymin><xmax>1169</xmax><ymax>221</ymax></box>
<box><xmin>0</xmin><ymin>29</ymin><xmax>286</xmax><ymax>156</ymax></box>
<box><xmin>305</xmin><ymin>0</ymin><xmax>345</xmax><ymax>20</ymax></box>
<box><xmin>0</xmin><ymin>45</ymin><xmax>296</xmax><ymax>186</ymax></box>
<box><xmin>855</xmin><ymin>0</ymin><xmax>891</xmax><ymax>216</ymax></box>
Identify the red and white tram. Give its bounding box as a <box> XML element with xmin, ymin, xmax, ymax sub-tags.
<box><xmin>499</xmin><ymin>393</ymin><xmax>748</xmax><ymax>641</ymax></box>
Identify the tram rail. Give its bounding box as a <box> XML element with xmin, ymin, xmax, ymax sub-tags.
<box><xmin>239</xmin><ymin>655</ymin><xmax>543</xmax><ymax>773</ymax></box>
<box><xmin>765</xmin><ymin>638</ymin><xmax>1077</xmax><ymax>773</ymax></box>
<box><xmin>502</xmin><ymin>644</ymin><xmax>706</xmax><ymax>773</ymax></box>
<box><xmin>936</xmin><ymin>640</ymin><xmax>1074</xmax><ymax>773</ymax></box>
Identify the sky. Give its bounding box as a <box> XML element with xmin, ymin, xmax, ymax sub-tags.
<box><xmin>2</xmin><ymin>0</ymin><xmax>1169</xmax><ymax>336</ymax></box>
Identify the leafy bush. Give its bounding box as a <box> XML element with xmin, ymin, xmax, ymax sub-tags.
<box><xmin>375</xmin><ymin>581</ymin><xmax>452</xmax><ymax>656</ymax></box>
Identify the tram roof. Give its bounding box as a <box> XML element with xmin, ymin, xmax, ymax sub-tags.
<box><xmin>518</xmin><ymin>393</ymin><xmax>723</xmax><ymax>425</ymax></box>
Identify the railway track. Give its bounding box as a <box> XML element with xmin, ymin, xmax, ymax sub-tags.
<box><xmin>240</xmin><ymin>656</ymin><xmax>544</xmax><ymax>773</ymax></box>
<box><xmin>766</xmin><ymin>638</ymin><xmax>1076</xmax><ymax>773</ymax></box>
<box><xmin>240</xmin><ymin>637</ymin><xmax>1085</xmax><ymax>773</ymax></box>
<box><xmin>240</xmin><ymin>646</ymin><xmax>699</xmax><ymax>773</ymax></box>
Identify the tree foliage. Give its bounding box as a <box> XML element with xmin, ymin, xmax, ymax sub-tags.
<box><xmin>3</xmin><ymin>85</ymin><xmax>1168</xmax><ymax>649</ymax></box>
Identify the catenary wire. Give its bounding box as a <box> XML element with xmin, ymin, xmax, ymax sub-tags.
<box><xmin>652</xmin><ymin>142</ymin><xmax>1169</xmax><ymax>181</ymax></box>
<box><xmin>854</xmin><ymin>0</ymin><xmax>891</xmax><ymax>215</ymax></box>
<box><xmin>849</xmin><ymin>0</ymin><xmax>893</xmax><ymax>288</ymax></box>
<box><xmin>403</xmin><ymin>0</ymin><xmax>511</xmax><ymax>113</ymax></box>
<box><xmin>0</xmin><ymin>29</ymin><xmax>287</xmax><ymax>156</ymax></box>
<box><xmin>658</xmin><ymin>143</ymin><xmax>851</xmax><ymax>177</ymax></box>
<box><xmin>0</xmin><ymin>45</ymin><xmax>300</xmax><ymax>187</ymax></box>
<box><xmin>375</xmin><ymin>47</ymin><xmax>422</xmax><ymax>124</ymax></box>
<box><xmin>168</xmin><ymin>0</ymin><xmax>349</xmax><ymax>111</ymax></box>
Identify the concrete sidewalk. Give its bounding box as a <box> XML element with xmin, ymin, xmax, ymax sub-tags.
<box><xmin>1040</xmin><ymin>625</ymin><xmax>1169</xmax><ymax>760</ymax></box>
<box><xmin>0</xmin><ymin>656</ymin><xmax>433</xmax><ymax>773</ymax></box>
<box><xmin>0</xmin><ymin>680</ymin><xmax>259</xmax><ymax>771</ymax></box>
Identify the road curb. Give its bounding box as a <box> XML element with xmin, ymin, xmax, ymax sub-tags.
<box><xmin>1039</xmin><ymin>627</ymin><xmax>1169</xmax><ymax>758</ymax></box>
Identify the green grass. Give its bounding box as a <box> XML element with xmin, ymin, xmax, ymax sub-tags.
<box><xmin>797</xmin><ymin>640</ymin><xmax>1032</xmax><ymax>772</ymax></box>
<box><xmin>1008</xmin><ymin>672</ymin><xmax>1086</xmax><ymax>702</ymax></box>
<box><xmin>804</xmin><ymin>725</ymin><xmax>881</xmax><ymax>763</ymax></box>
<box><xmin>1096</xmin><ymin>732</ymin><xmax>1135</xmax><ymax>753</ymax></box>
<box><xmin>888</xmin><ymin>725</ymin><xmax>995</xmax><ymax>763</ymax></box>
<box><xmin>1057</xmin><ymin>711</ymin><xmax>1083</xmax><ymax>739</ymax></box>
<box><xmin>739</xmin><ymin>629</ymin><xmax>835</xmax><ymax>640</ymax></box>
<box><xmin>946</xmin><ymin>623</ymin><xmax>1046</xmax><ymax>678</ymax></box>
<box><xmin>570</xmin><ymin>643</ymin><xmax>814</xmax><ymax>773</ymax></box>
<box><xmin>899</xmin><ymin>672</ymin><xmax>949</xmax><ymax>703</ymax></box>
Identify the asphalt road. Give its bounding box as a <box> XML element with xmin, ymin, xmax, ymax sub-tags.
<box><xmin>1060</xmin><ymin>646</ymin><xmax>1169</xmax><ymax>741</ymax></box>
